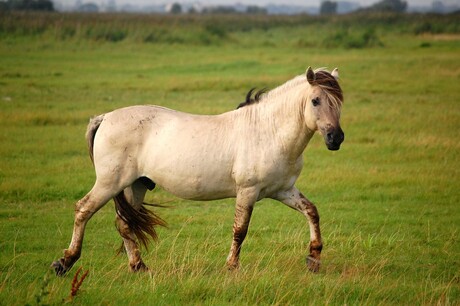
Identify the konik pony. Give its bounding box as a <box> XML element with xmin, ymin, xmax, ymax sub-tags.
<box><xmin>52</xmin><ymin>67</ymin><xmax>344</xmax><ymax>275</ymax></box>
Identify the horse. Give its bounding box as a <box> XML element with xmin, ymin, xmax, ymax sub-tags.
<box><xmin>51</xmin><ymin>67</ymin><xmax>344</xmax><ymax>276</ymax></box>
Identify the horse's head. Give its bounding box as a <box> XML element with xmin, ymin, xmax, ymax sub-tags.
<box><xmin>304</xmin><ymin>67</ymin><xmax>344</xmax><ymax>151</ymax></box>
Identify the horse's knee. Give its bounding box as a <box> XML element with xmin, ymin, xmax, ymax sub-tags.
<box><xmin>74</xmin><ymin>210</ymin><xmax>93</xmax><ymax>227</ymax></box>
<box><xmin>115</xmin><ymin>215</ymin><xmax>136</xmax><ymax>244</ymax></box>
<box><xmin>115</xmin><ymin>215</ymin><xmax>128</xmax><ymax>231</ymax></box>
<box><xmin>74</xmin><ymin>196</ymin><xmax>97</xmax><ymax>226</ymax></box>
<box><xmin>299</xmin><ymin>198</ymin><xmax>320</xmax><ymax>223</ymax></box>
<box><xmin>306</xmin><ymin>205</ymin><xmax>320</xmax><ymax>224</ymax></box>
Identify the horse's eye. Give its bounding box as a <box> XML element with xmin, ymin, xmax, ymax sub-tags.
<box><xmin>312</xmin><ymin>98</ymin><xmax>320</xmax><ymax>107</ymax></box>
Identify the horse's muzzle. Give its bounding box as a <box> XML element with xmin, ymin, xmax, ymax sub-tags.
<box><xmin>325</xmin><ymin>127</ymin><xmax>344</xmax><ymax>151</ymax></box>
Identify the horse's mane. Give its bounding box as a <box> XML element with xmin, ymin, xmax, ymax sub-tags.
<box><xmin>236</xmin><ymin>69</ymin><xmax>343</xmax><ymax>110</ymax></box>
<box><xmin>236</xmin><ymin>88</ymin><xmax>268</xmax><ymax>109</ymax></box>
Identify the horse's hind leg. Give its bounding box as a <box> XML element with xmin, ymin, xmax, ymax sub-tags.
<box><xmin>275</xmin><ymin>187</ymin><xmax>323</xmax><ymax>273</ymax></box>
<box><xmin>115</xmin><ymin>179</ymin><xmax>150</xmax><ymax>272</ymax></box>
<box><xmin>52</xmin><ymin>183</ymin><xmax>115</xmax><ymax>276</ymax></box>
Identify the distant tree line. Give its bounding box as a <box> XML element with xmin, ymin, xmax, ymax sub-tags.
<box><xmin>168</xmin><ymin>2</ymin><xmax>268</xmax><ymax>15</ymax></box>
<box><xmin>320</xmin><ymin>0</ymin><xmax>407</xmax><ymax>15</ymax></box>
<box><xmin>0</xmin><ymin>0</ymin><xmax>54</xmax><ymax>11</ymax></box>
<box><xmin>361</xmin><ymin>0</ymin><xmax>407</xmax><ymax>12</ymax></box>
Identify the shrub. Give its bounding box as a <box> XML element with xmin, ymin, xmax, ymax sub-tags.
<box><xmin>323</xmin><ymin>28</ymin><xmax>384</xmax><ymax>49</ymax></box>
<box><xmin>204</xmin><ymin>23</ymin><xmax>228</xmax><ymax>39</ymax></box>
<box><xmin>86</xmin><ymin>27</ymin><xmax>127</xmax><ymax>42</ymax></box>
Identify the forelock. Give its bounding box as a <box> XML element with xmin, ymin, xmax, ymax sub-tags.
<box><xmin>313</xmin><ymin>70</ymin><xmax>343</xmax><ymax>104</ymax></box>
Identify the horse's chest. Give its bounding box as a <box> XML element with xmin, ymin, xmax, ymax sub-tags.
<box><xmin>234</xmin><ymin>156</ymin><xmax>302</xmax><ymax>194</ymax></box>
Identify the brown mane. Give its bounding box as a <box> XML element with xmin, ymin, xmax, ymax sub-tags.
<box><xmin>312</xmin><ymin>71</ymin><xmax>344</xmax><ymax>104</ymax></box>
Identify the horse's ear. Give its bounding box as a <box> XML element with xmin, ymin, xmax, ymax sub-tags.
<box><xmin>306</xmin><ymin>67</ymin><xmax>315</xmax><ymax>84</ymax></box>
<box><xmin>331</xmin><ymin>68</ymin><xmax>339</xmax><ymax>80</ymax></box>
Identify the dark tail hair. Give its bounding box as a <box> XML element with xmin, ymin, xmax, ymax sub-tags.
<box><xmin>85</xmin><ymin>114</ymin><xmax>105</xmax><ymax>164</ymax></box>
<box><xmin>114</xmin><ymin>192</ymin><xmax>166</xmax><ymax>249</ymax></box>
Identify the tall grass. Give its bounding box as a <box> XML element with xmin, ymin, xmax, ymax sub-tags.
<box><xmin>0</xmin><ymin>11</ymin><xmax>459</xmax><ymax>45</ymax></box>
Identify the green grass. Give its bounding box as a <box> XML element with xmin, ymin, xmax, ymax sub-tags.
<box><xmin>0</xmin><ymin>12</ymin><xmax>459</xmax><ymax>305</ymax></box>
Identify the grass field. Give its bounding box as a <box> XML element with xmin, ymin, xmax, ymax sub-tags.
<box><xmin>0</xmin><ymin>12</ymin><xmax>459</xmax><ymax>305</ymax></box>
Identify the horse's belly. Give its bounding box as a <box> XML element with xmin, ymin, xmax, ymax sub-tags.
<box><xmin>142</xmin><ymin>147</ymin><xmax>236</xmax><ymax>200</ymax></box>
<box><xmin>137</xmin><ymin>114</ymin><xmax>237</xmax><ymax>200</ymax></box>
<box><xmin>151</xmin><ymin>169</ymin><xmax>236</xmax><ymax>200</ymax></box>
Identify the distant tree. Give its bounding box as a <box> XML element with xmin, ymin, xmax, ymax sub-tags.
<box><xmin>169</xmin><ymin>3</ymin><xmax>182</xmax><ymax>14</ymax></box>
<box><xmin>1</xmin><ymin>0</ymin><xmax>54</xmax><ymax>11</ymax></box>
<box><xmin>35</xmin><ymin>0</ymin><xmax>53</xmax><ymax>11</ymax></box>
<box><xmin>431</xmin><ymin>1</ymin><xmax>445</xmax><ymax>13</ymax></box>
<box><xmin>320</xmin><ymin>1</ymin><xmax>338</xmax><ymax>15</ymax></box>
<box><xmin>366</xmin><ymin>0</ymin><xmax>407</xmax><ymax>12</ymax></box>
<box><xmin>202</xmin><ymin>6</ymin><xmax>237</xmax><ymax>14</ymax></box>
<box><xmin>246</xmin><ymin>5</ymin><xmax>267</xmax><ymax>14</ymax></box>
<box><xmin>0</xmin><ymin>2</ymin><xmax>9</xmax><ymax>11</ymax></box>
<box><xmin>77</xmin><ymin>2</ymin><xmax>99</xmax><ymax>12</ymax></box>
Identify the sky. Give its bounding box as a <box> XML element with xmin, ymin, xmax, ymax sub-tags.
<box><xmin>57</xmin><ymin>0</ymin><xmax>460</xmax><ymax>7</ymax></box>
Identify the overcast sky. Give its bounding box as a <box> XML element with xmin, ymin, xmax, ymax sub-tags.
<box><xmin>56</xmin><ymin>0</ymin><xmax>460</xmax><ymax>7</ymax></box>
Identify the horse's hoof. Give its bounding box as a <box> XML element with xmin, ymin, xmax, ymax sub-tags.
<box><xmin>130</xmin><ymin>261</ymin><xmax>149</xmax><ymax>272</ymax></box>
<box><xmin>306</xmin><ymin>256</ymin><xmax>321</xmax><ymax>273</ymax></box>
<box><xmin>51</xmin><ymin>259</ymin><xmax>69</xmax><ymax>276</ymax></box>
<box><xmin>226</xmin><ymin>261</ymin><xmax>240</xmax><ymax>271</ymax></box>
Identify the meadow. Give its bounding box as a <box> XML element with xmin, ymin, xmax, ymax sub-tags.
<box><xmin>0</xmin><ymin>12</ymin><xmax>459</xmax><ymax>305</ymax></box>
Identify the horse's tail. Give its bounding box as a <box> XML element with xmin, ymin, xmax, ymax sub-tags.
<box><xmin>85</xmin><ymin>113</ymin><xmax>165</xmax><ymax>248</ymax></box>
<box><xmin>114</xmin><ymin>191</ymin><xmax>166</xmax><ymax>249</ymax></box>
<box><xmin>85</xmin><ymin>114</ymin><xmax>105</xmax><ymax>164</ymax></box>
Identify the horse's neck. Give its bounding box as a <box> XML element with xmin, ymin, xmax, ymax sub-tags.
<box><xmin>237</xmin><ymin>83</ymin><xmax>314</xmax><ymax>161</ymax></box>
<box><xmin>265</xmin><ymin>75</ymin><xmax>305</xmax><ymax>99</ymax></box>
<box><xmin>270</xmin><ymin>92</ymin><xmax>314</xmax><ymax>159</ymax></box>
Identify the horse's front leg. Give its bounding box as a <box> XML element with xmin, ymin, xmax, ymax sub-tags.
<box><xmin>275</xmin><ymin>187</ymin><xmax>323</xmax><ymax>272</ymax></box>
<box><xmin>226</xmin><ymin>188</ymin><xmax>258</xmax><ymax>270</ymax></box>
<box><xmin>52</xmin><ymin>185</ymin><xmax>112</xmax><ymax>276</ymax></box>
